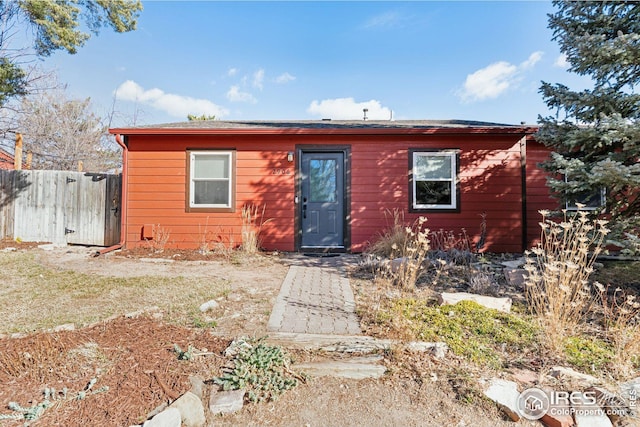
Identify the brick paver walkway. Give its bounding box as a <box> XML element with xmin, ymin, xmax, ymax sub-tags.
<box><xmin>267</xmin><ymin>264</ymin><xmax>361</xmax><ymax>335</ymax></box>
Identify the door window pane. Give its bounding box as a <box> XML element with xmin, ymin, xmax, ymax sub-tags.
<box><xmin>309</xmin><ymin>159</ymin><xmax>336</xmax><ymax>202</ymax></box>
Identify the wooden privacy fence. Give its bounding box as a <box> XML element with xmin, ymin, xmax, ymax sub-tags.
<box><xmin>0</xmin><ymin>170</ymin><xmax>121</xmax><ymax>246</ymax></box>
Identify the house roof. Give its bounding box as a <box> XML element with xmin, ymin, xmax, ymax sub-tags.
<box><xmin>110</xmin><ymin>119</ymin><xmax>538</xmax><ymax>136</ymax></box>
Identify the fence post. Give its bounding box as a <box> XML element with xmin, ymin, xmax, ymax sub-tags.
<box><xmin>14</xmin><ymin>133</ymin><xmax>22</xmax><ymax>170</ymax></box>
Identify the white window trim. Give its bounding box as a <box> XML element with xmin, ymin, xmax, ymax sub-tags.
<box><xmin>412</xmin><ymin>151</ymin><xmax>457</xmax><ymax>210</ymax></box>
<box><xmin>189</xmin><ymin>150</ymin><xmax>233</xmax><ymax>209</ymax></box>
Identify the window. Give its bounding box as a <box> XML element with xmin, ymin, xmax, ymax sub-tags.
<box><xmin>187</xmin><ymin>150</ymin><xmax>235</xmax><ymax>211</ymax></box>
<box><xmin>564</xmin><ymin>175</ymin><xmax>605</xmax><ymax>211</ymax></box>
<box><xmin>410</xmin><ymin>150</ymin><xmax>458</xmax><ymax>211</ymax></box>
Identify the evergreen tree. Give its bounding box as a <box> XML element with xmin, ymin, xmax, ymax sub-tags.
<box><xmin>0</xmin><ymin>0</ymin><xmax>142</xmax><ymax>107</ymax></box>
<box><xmin>537</xmin><ymin>1</ymin><xmax>640</xmax><ymax>250</ymax></box>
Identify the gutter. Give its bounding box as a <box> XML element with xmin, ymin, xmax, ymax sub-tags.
<box><xmin>94</xmin><ymin>134</ymin><xmax>128</xmax><ymax>257</ymax></box>
<box><xmin>108</xmin><ymin>126</ymin><xmax>538</xmax><ymax>137</ymax></box>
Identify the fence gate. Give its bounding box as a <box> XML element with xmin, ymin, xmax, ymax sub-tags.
<box><xmin>0</xmin><ymin>170</ymin><xmax>121</xmax><ymax>246</ymax></box>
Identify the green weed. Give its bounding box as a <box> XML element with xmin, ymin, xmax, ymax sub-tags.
<box><xmin>563</xmin><ymin>336</ymin><xmax>614</xmax><ymax>373</ymax></box>
<box><xmin>214</xmin><ymin>338</ymin><xmax>303</xmax><ymax>403</ymax></box>
<box><xmin>384</xmin><ymin>299</ymin><xmax>539</xmax><ymax>368</ymax></box>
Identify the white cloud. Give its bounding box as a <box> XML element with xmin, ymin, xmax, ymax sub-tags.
<box><xmin>226</xmin><ymin>85</ymin><xmax>257</xmax><ymax>103</ymax></box>
<box><xmin>307</xmin><ymin>97</ymin><xmax>392</xmax><ymax>120</ymax></box>
<box><xmin>275</xmin><ymin>72</ymin><xmax>296</xmax><ymax>84</ymax></box>
<box><xmin>227</xmin><ymin>67</ymin><xmax>237</xmax><ymax>77</ymax></box>
<box><xmin>363</xmin><ymin>11</ymin><xmax>402</xmax><ymax>29</ymax></box>
<box><xmin>554</xmin><ymin>53</ymin><xmax>569</xmax><ymax>68</ymax></box>
<box><xmin>457</xmin><ymin>51</ymin><xmax>543</xmax><ymax>103</ymax></box>
<box><xmin>253</xmin><ymin>69</ymin><xmax>264</xmax><ymax>90</ymax></box>
<box><xmin>521</xmin><ymin>51</ymin><xmax>543</xmax><ymax>69</ymax></box>
<box><xmin>115</xmin><ymin>80</ymin><xmax>228</xmax><ymax>118</ymax></box>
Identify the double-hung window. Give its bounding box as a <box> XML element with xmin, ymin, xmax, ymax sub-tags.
<box><xmin>187</xmin><ymin>150</ymin><xmax>235</xmax><ymax>212</ymax></box>
<box><xmin>410</xmin><ymin>150</ymin><xmax>458</xmax><ymax>211</ymax></box>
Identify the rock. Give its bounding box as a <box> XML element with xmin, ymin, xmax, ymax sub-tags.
<box><xmin>125</xmin><ymin>306</ymin><xmax>161</xmax><ymax>319</ymax></box>
<box><xmin>143</xmin><ymin>408</ymin><xmax>181</xmax><ymax>427</ymax></box>
<box><xmin>586</xmin><ymin>386</ymin><xmax>630</xmax><ymax>425</ymax></box>
<box><xmin>189</xmin><ymin>375</ymin><xmax>205</xmax><ymax>400</ymax></box>
<box><xmin>549</xmin><ymin>366</ymin><xmax>599</xmax><ymax>386</ymax></box>
<box><xmin>619</xmin><ymin>377</ymin><xmax>640</xmax><ymax>400</ymax></box>
<box><xmin>405</xmin><ymin>341</ymin><xmax>448</xmax><ymax>359</ymax></box>
<box><xmin>504</xmin><ymin>268</ymin><xmax>528</xmax><ymax>289</ymax></box>
<box><xmin>1</xmin><ymin>247</ymin><xmax>16</xmax><ymax>252</ymax></box>
<box><xmin>438</xmin><ymin>292</ymin><xmax>512</xmax><ymax>313</ymax></box>
<box><xmin>169</xmin><ymin>391</ymin><xmax>205</xmax><ymax>427</ymax></box>
<box><xmin>199</xmin><ymin>300</ymin><xmax>219</xmax><ymax>312</ymax></box>
<box><xmin>572</xmin><ymin>391</ymin><xmax>613</xmax><ymax>427</ymax></box>
<box><xmin>500</xmin><ymin>258</ymin><xmax>526</xmax><ymax>269</ymax></box>
<box><xmin>390</xmin><ymin>257</ymin><xmax>408</xmax><ymax>273</ymax></box>
<box><xmin>510</xmin><ymin>369</ymin><xmax>539</xmax><ymax>387</ymax></box>
<box><xmin>146</xmin><ymin>402</ymin><xmax>168</xmax><ymax>420</ymax></box>
<box><xmin>38</xmin><ymin>243</ymin><xmax>60</xmax><ymax>251</ymax></box>
<box><xmin>482</xmin><ymin>378</ymin><xmax>521</xmax><ymax>421</ymax></box>
<box><xmin>541</xmin><ymin>411</ymin><xmax>575</xmax><ymax>427</ymax></box>
<box><xmin>209</xmin><ymin>389</ymin><xmax>245</xmax><ymax>415</ymax></box>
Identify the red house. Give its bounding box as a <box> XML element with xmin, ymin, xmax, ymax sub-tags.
<box><xmin>108</xmin><ymin>120</ymin><xmax>556</xmax><ymax>254</ymax></box>
<box><xmin>0</xmin><ymin>148</ymin><xmax>14</xmax><ymax>170</ymax></box>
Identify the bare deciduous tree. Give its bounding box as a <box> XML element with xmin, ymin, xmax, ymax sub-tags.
<box><xmin>17</xmin><ymin>89</ymin><xmax>120</xmax><ymax>171</ymax></box>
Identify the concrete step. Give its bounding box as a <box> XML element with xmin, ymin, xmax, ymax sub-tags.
<box><xmin>266</xmin><ymin>332</ymin><xmax>393</xmax><ymax>353</ymax></box>
<box><xmin>294</xmin><ymin>355</ymin><xmax>387</xmax><ymax>380</ymax></box>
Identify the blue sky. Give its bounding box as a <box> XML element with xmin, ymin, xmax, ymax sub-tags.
<box><xmin>47</xmin><ymin>1</ymin><xmax>591</xmax><ymax>127</ymax></box>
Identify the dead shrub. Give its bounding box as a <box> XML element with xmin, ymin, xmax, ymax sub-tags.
<box><xmin>524</xmin><ymin>207</ymin><xmax>609</xmax><ymax>351</ymax></box>
<box><xmin>145</xmin><ymin>224</ymin><xmax>171</xmax><ymax>253</ymax></box>
<box><xmin>597</xmin><ymin>283</ymin><xmax>640</xmax><ymax>376</ymax></box>
<box><xmin>241</xmin><ymin>204</ymin><xmax>272</xmax><ymax>254</ymax></box>
<box><xmin>366</xmin><ymin>209</ymin><xmax>408</xmax><ymax>258</ymax></box>
<box><xmin>380</xmin><ymin>216</ymin><xmax>431</xmax><ymax>291</ymax></box>
<box><xmin>468</xmin><ymin>272</ymin><xmax>500</xmax><ymax>296</ymax></box>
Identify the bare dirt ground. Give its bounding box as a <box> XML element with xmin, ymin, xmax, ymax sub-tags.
<box><xmin>0</xmin><ymin>242</ymin><xmax>523</xmax><ymax>427</ymax></box>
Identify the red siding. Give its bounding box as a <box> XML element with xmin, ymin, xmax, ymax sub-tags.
<box><xmin>125</xmin><ymin>135</ymin><xmax>296</xmax><ymax>251</ymax></box>
<box><xmin>0</xmin><ymin>150</ymin><xmax>14</xmax><ymax>170</ymax></box>
<box><xmin>350</xmin><ymin>136</ymin><xmax>524</xmax><ymax>253</ymax></box>
<box><xmin>123</xmin><ymin>132</ymin><xmax>531</xmax><ymax>253</ymax></box>
<box><xmin>525</xmin><ymin>138</ymin><xmax>558</xmax><ymax>248</ymax></box>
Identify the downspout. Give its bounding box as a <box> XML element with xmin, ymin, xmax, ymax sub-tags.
<box><xmin>94</xmin><ymin>134</ymin><xmax>128</xmax><ymax>256</ymax></box>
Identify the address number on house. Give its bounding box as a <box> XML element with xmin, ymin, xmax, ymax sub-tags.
<box><xmin>272</xmin><ymin>168</ymin><xmax>291</xmax><ymax>175</ymax></box>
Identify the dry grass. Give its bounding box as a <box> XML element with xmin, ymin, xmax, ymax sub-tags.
<box><xmin>523</xmin><ymin>207</ymin><xmax>609</xmax><ymax>352</ymax></box>
<box><xmin>145</xmin><ymin>224</ymin><xmax>171</xmax><ymax>253</ymax></box>
<box><xmin>364</xmin><ymin>210</ymin><xmax>431</xmax><ymax>290</ymax></box>
<box><xmin>0</xmin><ymin>252</ymin><xmax>231</xmax><ymax>334</ymax></box>
<box><xmin>366</xmin><ymin>209</ymin><xmax>409</xmax><ymax>258</ymax></box>
<box><xmin>597</xmin><ymin>283</ymin><xmax>640</xmax><ymax>375</ymax></box>
<box><xmin>241</xmin><ymin>204</ymin><xmax>272</xmax><ymax>254</ymax></box>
